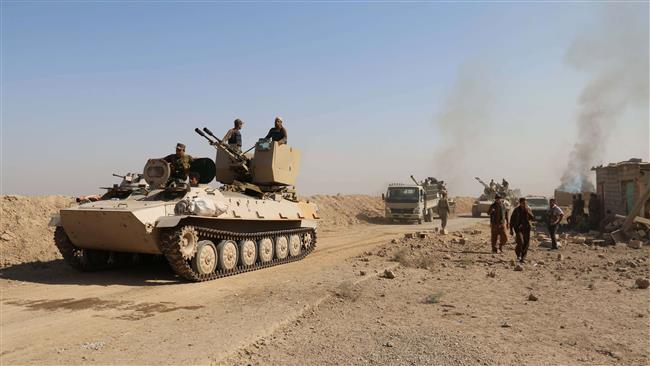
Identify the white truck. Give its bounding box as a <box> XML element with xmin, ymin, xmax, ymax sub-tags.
<box><xmin>382</xmin><ymin>176</ymin><xmax>454</xmax><ymax>224</ymax></box>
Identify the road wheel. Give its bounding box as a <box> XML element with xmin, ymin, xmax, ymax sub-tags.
<box><xmin>191</xmin><ymin>240</ymin><xmax>217</xmax><ymax>275</ymax></box>
<box><xmin>258</xmin><ymin>238</ymin><xmax>274</xmax><ymax>263</ymax></box>
<box><xmin>303</xmin><ymin>232</ymin><xmax>313</xmax><ymax>250</ymax></box>
<box><xmin>288</xmin><ymin>234</ymin><xmax>302</xmax><ymax>257</ymax></box>
<box><xmin>217</xmin><ymin>240</ymin><xmax>238</xmax><ymax>271</ymax></box>
<box><xmin>238</xmin><ymin>239</ymin><xmax>257</xmax><ymax>266</ymax></box>
<box><xmin>274</xmin><ymin>235</ymin><xmax>289</xmax><ymax>260</ymax></box>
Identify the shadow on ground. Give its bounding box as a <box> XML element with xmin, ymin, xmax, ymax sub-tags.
<box><xmin>0</xmin><ymin>259</ymin><xmax>181</xmax><ymax>286</ymax></box>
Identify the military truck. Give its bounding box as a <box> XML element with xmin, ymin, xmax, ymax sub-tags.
<box><xmin>471</xmin><ymin>177</ymin><xmax>518</xmax><ymax>217</ymax></box>
<box><xmin>51</xmin><ymin>127</ymin><xmax>319</xmax><ymax>282</ymax></box>
<box><xmin>382</xmin><ymin>176</ymin><xmax>454</xmax><ymax>224</ymax></box>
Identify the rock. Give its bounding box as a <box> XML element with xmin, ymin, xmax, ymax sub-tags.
<box><xmin>597</xmin><ymin>254</ymin><xmax>605</xmax><ymax>258</ymax></box>
<box><xmin>537</xmin><ymin>260</ymin><xmax>545</xmax><ymax>265</ymax></box>
<box><xmin>390</xmin><ymin>239</ymin><xmax>398</xmax><ymax>244</ymax></box>
<box><xmin>638</xmin><ymin>230</ymin><xmax>647</xmax><ymax>238</ymax></box>
<box><xmin>487</xmin><ymin>270</ymin><xmax>496</xmax><ymax>278</ymax></box>
<box><xmin>443</xmin><ymin>255</ymin><xmax>452</xmax><ymax>260</ymax></box>
<box><xmin>610</xmin><ymin>230</ymin><xmax>625</xmax><ymax>243</ymax></box>
<box><xmin>573</xmin><ymin>236</ymin><xmax>586</xmax><ymax>244</ymax></box>
<box><xmin>404</xmin><ymin>233</ymin><xmax>414</xmax><ymax>239</ymax></box>
<box><xmin>359</xmin><ymin>270</ymin><xmax>366</xmax><ymax>276</ymax></box>
<box><xmin>628</xmin><ymin>240</ymin><xmax>643</xmax><ymax>249</ymax></box>
<box><xmin>635</xmin><ymin>278</ymin><xmax>649</xmax><ymax>289</ymax></box>
<box><xmin>500</xmin><ymin>321</ymin><xmax>511</xmax><ymax>328</ymax></box>
<box><xmin>383</xmin><ymin>269</ymin><xmax>396</xmax><ymax>279</ymax></box>
<box><xmin>592</xmin><ymin>240</ymin><xmax>606</xmax><ymax>247</ymax></box>
<box><xmin>384</xmin><ymin>341</ymin><xmax>394</xmax><ymax>348</ymax></box>
<box><xmin>0</xmin><ymin>232</ymin><xmax>14</xmax><ymax>242</ymax></box>
<box><xmin>471</xmin><ymin>230</ymin><xmax>482</xmax><ymax>235</ymax></box>
<box><xmin>458</xmin><ymin>238</ymin><xmax>466</xmax><ymax>245</ymax></box>
<box><xmin>80</xmin><ymin>341</ymin><xmax>105</xmax><ymax>351</ymax></box>
<box><xmin>557</xmin><ymin>254</ymin><xmax>564</xmax><ymax>261</ymax></box>
<box><xmin>615</xmin><ymin>267</ymin><xmax>628</xmax><ymax>272</ymax></box>
<box><xmin>527</xmin><ymin>293</ymin><xmax>538</xmax><ymax>301</ymax></box>
<box><xmin>514</xmin><ymin>264</ymin><xmax>524</xmax><ymax>271</ymax></box>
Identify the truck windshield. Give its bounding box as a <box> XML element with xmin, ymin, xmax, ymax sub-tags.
<box><xmin>527</xmin><ymin>198</ymin><xmax>549</xmax><ymax>207</ymax></box>
<box><xmin>386</xmin><ymin>187</ymin><xmax>420</xmax><ymax>203</ymax></box>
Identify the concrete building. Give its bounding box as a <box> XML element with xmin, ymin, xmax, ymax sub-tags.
<box><xmin>592</xmin><ymin>158</ymin><xmax>650</xmax><ymax>218</ymax></box>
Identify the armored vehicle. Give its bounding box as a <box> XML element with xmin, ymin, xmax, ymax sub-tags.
<box><xmin>471</xmin><ymin>177</ymin><xmax>517</xmax><ymax>217</ymax></box>
<box><xmin>382</xmin><ymin>175</ymin><xmax>455</xmax><ymax>224</ymax></box>
<box><xmin>51</xmin><ymin>128</ymin><xmax>319</xmax><ymax>282</ymax></box>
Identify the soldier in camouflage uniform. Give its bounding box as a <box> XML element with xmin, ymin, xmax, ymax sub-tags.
<box><xmin>163</xmin><ymin>143</ymin><xmax>193</xmax><ymax>186</ymax></box>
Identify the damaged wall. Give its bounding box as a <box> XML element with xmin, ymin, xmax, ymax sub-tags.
<box><xmin>594</xmin><ymin>159</ymin><xmax>650</xmax><ymax>217</ymax></box>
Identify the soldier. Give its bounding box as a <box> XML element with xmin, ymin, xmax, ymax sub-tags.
<box><xmin>163</xmin><ymin>143</ymin><xmax>193</xmax><ymax>186</ymax></box>
<box><xmin>588</xmin><ymin>193</ymin><xmax>601</xmax><ymax>230</ymax></box>
<box><xmin>489</xmin><ymin>179</ymin><xmax>496</xmax><ymax>192</ymax></box>
<box><xmin>437</xmin><ymin>192</ymin><xmax>451</xmax><ymax>231</ymax></box>
<box><xmin>488</xmin><ymin>194</ymin><xmax>509</xmax><ymax>254</ymax></box>
<box><xmin>223</xmin><ymin>118</ymin><xmax>244</xmax><ymax>152</ymax></box>
<box><xmin>547</xmin><ymin>198</ymin><xmax>564</xmax><ymax>250</ymax></box>
<box><xmin>189</xmin><ymin>172</ymin><xmax>200</xmax><ymax>187</ymax></box>
<box><xmin>510</xmin><ymin>197</ymin><xmax>535</xmax><ymax>263</ymax></box>
<box><xmin>502</xmin><ymin>178</ymin><xmax>509</xmax><ymax>191</ymax></box>
<box><xmin>265</xmin><ymin>117</ymin><xmax>288</xmax><ymax>145</ymax></box>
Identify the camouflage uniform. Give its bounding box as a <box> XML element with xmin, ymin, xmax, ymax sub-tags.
<box><xmin>488</xmin><ymin>200</ymin><xmax>509</xmax><ymax>253</ymax></box>
<box><xmin>163</xmin><ymin>153</ymin><xmax>193</xmax><ymax>185</ymax></box>
<box><xmin>437</xmin><ymin>197</ymin><xmax>450</xmax><ymax>230</ymax></box>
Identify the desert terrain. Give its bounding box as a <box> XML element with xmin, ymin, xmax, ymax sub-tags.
<box><xmin>1</xmin><ymin>195</ymin><xmax>648</xmax><ymax>365</ymax></box>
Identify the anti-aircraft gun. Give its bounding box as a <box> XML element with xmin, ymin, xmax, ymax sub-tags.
<box><xmin>52</xmin><ymin>126</ymin><xmax>317</xmax><ymax>282</ymax></box>
<box><xmin>472</xmin><ymin>177</ymin><xmax>517</xmax><ymax>217</ymax></box>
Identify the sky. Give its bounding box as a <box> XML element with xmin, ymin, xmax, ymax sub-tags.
<box><xmin>2</xmin><ymin>2</ymin><xmax>648</xmax><ymax>197</ymax></box>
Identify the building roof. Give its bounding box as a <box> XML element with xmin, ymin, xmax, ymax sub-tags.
<box><xmin>591</xmin><ymin>158</ymin><xmax>650</xmax><ymax>171</ymax></box>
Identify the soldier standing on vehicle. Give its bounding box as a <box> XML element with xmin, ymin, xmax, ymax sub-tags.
<box><xmin>265</xmin><ymin>117</ymin><xmax>288</xmax><ymax>145</ymax></box>
<box><xmin>437</xmin><ymin>192</ymin><xmax>451</xmax><ymax>231</ymax></box>
<box><xmin>223</xmin><ymin>118</ymin><xmax>244</xmax><ymax>152</ymax></box>
<box><xmin>547</xmin><ymin>198</ymin><xmax>564</xmax><ymax>250</ymax></box>
<box><xmin>163</xmin><ymin>143</ymin><xmax>193</xmax><ymax>186</ymax></box>
<box><xmin>510</xmin><ymin>197</ymin><xmax>534</xmax><ymax>263</ymax></box>
<box><xmin>488</xmin><ymin>194</ymin><xmax>509</xmax><ymax>254</ymax></box>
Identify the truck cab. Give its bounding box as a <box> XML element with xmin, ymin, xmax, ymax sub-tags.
<box><xmin>383</xmin><ymin>184</ymin><xmax>426</xmax><ymax>224</ymax></box>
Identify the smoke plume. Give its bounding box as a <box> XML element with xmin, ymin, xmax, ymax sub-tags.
<box><xmin>432</xmin><ymin>65</ymin><xmax>492</xmax><ymax>195</ymax></box>
<box><xmin>558</xmin><ymin>6</ymin><xmax>649</xmax><ymax>192</ymax></box>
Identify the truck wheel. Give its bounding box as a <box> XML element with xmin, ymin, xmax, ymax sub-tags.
<box><xmin>418</xmin><ymin>219</ymin><xmax>423</xmax><ymax>225</ymax></box>
<box><xmin>472</xmin><ymin>207</ymin><xmax>480</xmax><ymax>217</ymax></box>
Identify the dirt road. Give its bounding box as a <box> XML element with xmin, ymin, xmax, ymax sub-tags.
<box><xmin>1</xmin><ymin>217</ymin><xmax>478</xmax><ymax>365</ymax></box>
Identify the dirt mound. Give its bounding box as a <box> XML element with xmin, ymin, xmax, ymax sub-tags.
<box><xmin>453</xmin><ymin>196</ymin><xmax>476</xmax><ymax>214</ymax></box>
<box><xmin>305</xmin><ymin>195</ymin><xmax>384</xmax><ymax>230</ymax></box>
<box><xmin>1</xmin><ymin>195</ymin><xmax>75</xmax><ymax>268</ymax></box>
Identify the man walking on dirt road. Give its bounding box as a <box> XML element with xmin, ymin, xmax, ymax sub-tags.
<box><xmin>547</xmin><ymin>198</ymin><xmax>564</xmax><ymax>250</ymax></box>
<box><xmin>510</xmin><ymin>197</ymin><xmax>534</xmax><ymax>263</ymax></box>
<box><xmin>437</xmin><ymin>192</ymin><xmax>451</xmax><ymax>231</ymax></box>
<box><xmin>488</xmin><ymin>194</ymin><xmax>509</xmax><ymax>254</ymax></box>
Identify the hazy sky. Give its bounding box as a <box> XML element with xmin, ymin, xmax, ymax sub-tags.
<box><xmin>2</xmin><ymin>2</ymin><xmax>648</xmax><ymax>197</ymax></box>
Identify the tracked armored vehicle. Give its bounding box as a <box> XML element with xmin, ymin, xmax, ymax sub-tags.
<box><xmin>471</xmin><ymin>177</ymin><xmax>517</xmax><ymax>217</ymax></box>
<box><xmin>51</xmin><ymin>128</ymin><xmax>319</xmax><ymax>282</ymax></box>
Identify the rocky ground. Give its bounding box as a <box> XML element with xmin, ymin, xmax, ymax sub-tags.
<box><xmin>226</xmin><ymin>221</ymin><xmax>650</xmax><ymax>366</ymax></box>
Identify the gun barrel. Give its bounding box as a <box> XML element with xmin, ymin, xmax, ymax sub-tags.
<box><xmin>203</xmin><ymin>127</ymin><xmax>219</xmax><ymax>141</ymax></box>
<box><xmin>112</xmin><ymin>173</ymin><xmax>126</xmax><ymax>179</ymax></box>
<box><xmin>194</xmin><ymin>128</ymin><xmax>214</xmax><ymax>143</ymax></box>
<box><xmin>410</xmin><ymin>175</ymin><xmax>419</xmax><ymax>185</ymax></box>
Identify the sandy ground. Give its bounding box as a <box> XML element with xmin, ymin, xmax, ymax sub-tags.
<box><xmin>2</xmin><ymin>195</ymin><xmax>648</xmax><ymax>365</ymax></box>
<box><xmin>225</xmin><ymin>221</ymin><xmax>650</xmax><ymax>366</ymax></box>
<box><xmin>1</xmin><ymin>217</ymin><xmax>476</xmax><ymax>365</ymax></box>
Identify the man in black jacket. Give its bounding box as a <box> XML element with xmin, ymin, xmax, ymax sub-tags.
<box><xmin>510</xmin><ymin>197</ymin><xmax>535</xmax><ymax>263</ymax></box>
